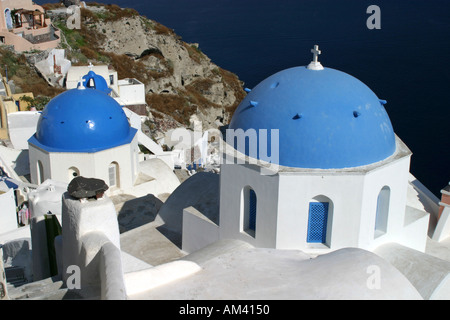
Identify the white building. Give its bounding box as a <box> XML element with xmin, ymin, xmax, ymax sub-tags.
<box><xmin>35</xmin><ymin>49</ymin><xmax>72</xmax><ymax>87</ymax></box>
<box><xmin>27</xmin><ymin>72</ymin><xmax>179</xmax><ymax>197</ymax></box>
<box><xmin>66</xmin><ymin>64</ymin><xmax>147</xmax><ymax>114</ymax></box>
<box><xmin>0</xmin><ymin>186</ymin><xmax>17</xmax><ymax>234</ymax></box>
<box><xmin>7</xmin><ymin>111</ymin><xmax>42</xmax><ymax>150</ymax></box>
<box><xmin>180</xmin><ymin>47</ymin><xmax>430</xmax><ymax>255</ymax></box>
<box><xmin>27</xmin><ymin>85</ymin><xmax>139</xmax><ymax>195</ymax></box>
<box><xmin>2</xmin><ymin>46</ymin><xmax>450</xmax><ymax>301</ymax></box>
<box><xmin>114</xmin><ymin>78</ymin><xmax>146</xmax><ymax>106</ymax></box>
<box><xmin>66</xmin><ymin>64</ymin><xmax>118</xmax><ymax>93</ymax></box>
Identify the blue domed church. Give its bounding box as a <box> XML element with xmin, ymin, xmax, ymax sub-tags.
<box><xmin>182</xmin><ymin>46</ymin><xmax>430</xmax><ymax>255</ymax></box>
<box><xmin>28</xmin><ymin>72</ymin><xmax>140</xmax><ymax>195</ymax></box>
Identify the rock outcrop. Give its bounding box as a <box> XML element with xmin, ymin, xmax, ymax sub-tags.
<box><xmin>50</xmin><ymin>4</ymin><xmax>246</xmax><ymax>137</ymax></box>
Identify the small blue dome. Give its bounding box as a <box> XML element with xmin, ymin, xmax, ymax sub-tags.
<box><xmin>29</xmin><ymin>88</ymin><xmax>136</xmax><ymax>153</ymax></box>
<box><xmin>79</xmin><ymin>71</ymin><xmax>112</xmax><ymax>94</ymax></box>
<box><xmin>228</xmin><ymin>66</ymin><xmax>396</xmax><ymax>169</ymax></box>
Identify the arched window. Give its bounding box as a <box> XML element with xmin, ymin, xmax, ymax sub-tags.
<box><xmin>375</xmin><ymin>186</ymin><xmax>390</xmax><ymax>237</ymax></box>
<box><xmin>241</xmin><ymin>186</ymin><xmax>257</xmax><ymax>237</ymax></box>
<box><xmin>108</xmin><ymin>162</ymin><xmax>120</xmax><ymax>188</ymax></box>
<box><xmin>37</xmin><ymin>160</ymin><xmax>44</xmax><ymax>184</ymax></box>
<box><xmin>5</xmin><ymin>9</ymin><xmax>13</xmax><ymax>30</ymax></box>
<box><xmin>68</xmin><ymin>167</ymin><xmax>80</xmax><ymax>181</ymax></box>
<box><xmin>307</xmin><ymin>196</ymin><xmax>333</xmax><ymax>245</ymax></box>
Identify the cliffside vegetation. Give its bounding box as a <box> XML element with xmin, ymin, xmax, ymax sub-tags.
<box><xmin>50</xmin><ymin>2</ymin><xmax>245</xmax><ymax>126</ymax></box>
<box><xmin>4</xmin><ymin>2</ymin><xmax>246</xmax><ymax>129</ymax></box>
<box><xmin>0</xmin><ymin>47</ymin><xmax>64</xmax><ymax>106</ymax></box>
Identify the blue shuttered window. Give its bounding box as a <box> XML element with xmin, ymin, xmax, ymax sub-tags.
<box><xmin>307</xmin><ymin>202</ymin><xmax>329</xmax><ymax>243</ymax></box>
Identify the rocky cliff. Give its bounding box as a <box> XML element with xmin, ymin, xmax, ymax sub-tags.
<box><xmin>47</xmin><ymin>3</ymin><xmax>246</xmax><ymax>138</ymax></box>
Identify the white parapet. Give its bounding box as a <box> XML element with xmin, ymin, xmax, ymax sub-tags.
<box><xmin>61</xmin><ymin>192</ymin><xmax>121</xmax><ymax>290</ymax></box>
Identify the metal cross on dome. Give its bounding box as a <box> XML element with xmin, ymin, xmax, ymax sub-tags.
<box><xmin>307</xmin><ymin>45</ymin><xmax>324</xmax><ymax>71</ymax></box>
<box><xmin>311</xmin><ymin>45</ymin><xmax>321</xmax><ymax>63</ymax></box>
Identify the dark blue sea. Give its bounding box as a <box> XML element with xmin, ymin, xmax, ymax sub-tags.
<box><xmin>37</xmin><ymin>0</ymin><xmax>450</xmax><ymax>197</ymax></box>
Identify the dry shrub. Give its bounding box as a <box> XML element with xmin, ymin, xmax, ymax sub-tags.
<box><xmin>102</xmin><ymin>52</ymin><xmax>140</xmax><ymax>79</ymax></box>
<box><xmin>0</xmin><ymin>47</ymin><xmax>63</xmax><ymax>99</ymax></box>
<box><xmin>185</xmin><ymin>79</ymin><xmax>220</xmax><ymax>110</ymax></box>
<box><xmin>81</xmin><ymin>4</ymin><xmax>138</xmax><ymax>22</ymax></box>
<box><xmin>182</xmin><ymin>43</ymin><xmax>204</xmax><ymax>64</ymax></box>
<box><xmin>78</xmin><ymin>24</ymin><xmax>106</xmax><ymax>49</ymax></box>
<box><xmin>20</xmin><ymin>81</ymin><xmax>64</xmax><ymax>98</ymax></box>
<box><xmin>154</xmin><ymin>22</ymin><xmax>174</xmax><ymax>35</ymax></box>
<box><xmin>146</xmin><ymin>93</ymin><xmax>196</xmax><ymax>125</ymax></box>
<box><xmin>188</xmin><ymin>78</ymin><xmax>215</xmax><ymax>93</ymax></box>
<box><xmin>100</xmin><ymin>51</ymin><xmax>148</xmax><ymax>82</ymax></box>
<box><xmin>97</xmin><ymin>4</ymin><xmax>139</xmax><ymax>22</ymax></box>
<box><xmin>218</xmin><ymin>68</ymin><xmax>246</xmax><ymax>115</ymax></box>
<box><xmin>80</xmin><ymin>46</ymin><xmax>98</xmax><ymax>60</ymax></box>
<box><xmin>85</xmin><ymin>2</ymin><xmax>103</xmax><ymax>7</ymax></box>
<box><xmin>41</xmin><ymin>3</ymin><xmax>63</xmax><ymax>10</ymax></box>
<box><xmin>80</xmin><ymin>7</ymin><xmax>99</xmax><ymax>23</ymax></box>
<box><xmin>101</xmin><ymin>50</ymin><xmax>173</xmax><ymax>84</ymax></box>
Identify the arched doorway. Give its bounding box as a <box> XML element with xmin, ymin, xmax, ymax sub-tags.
<box><xmin>241</xmin><ymin>186</ymin><xmax>257</xmax><ymax>237</ymax></box>
<box><xmin>37</xmin><ymin>160</ymin><xmax>44</xmax><ymax>184</ymax></box>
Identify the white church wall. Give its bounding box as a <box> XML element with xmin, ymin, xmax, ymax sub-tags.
<box><xmin>48</xmin><ymin>151</ymin><xmax>97</xmax><ymax>183</ymax></box>
<box><xmin>31</xmin><ymin>136</ymin><xmax>138</xmax><ymax>194</ymax></box>
<box><xmin>88</xmin><ymin>140</ymin><xmax>138</xmax><ymax>194</ymax></box>
<box><xmin>0</xmin><ymin>189</ymin><xmax>17</xmax><ymax>234</ymax></box>
<box><xmin>61</xmin><ymin>192</ymin><xmax>121</xmax><ymax>289</ymax></box>
<box><xmin>28</xmin><ymin>144</ymin><xmax>51</xmax><ymax>185</ymax></box>
<box><xmin>7</xmin><ymin>111</ymin><xmax>41</xmax><ymax>150</ymax></box>
<box><xmin>276</xmin><ymin>172</ymin><xmax>365</xmax><ymax>252</ymax></box>
<box><xmin>219</xmin><ymin>163</ymin><xmax>280</xmax><ymax>249</ymax></box>
<box><xmin>117</xmin><ymin>79</ymin><xmax>146</xmax><ymax>105</ymax></box>
<box><xmin>360</xmin><ymin>155</ymin><xmax>413</xmax><ymax>250</ymax></box>
<box><xmin>217</xmin><ymin>138</ymin><xmax>420</xmax><ymax>255</ymax></box>
<box><xmin>400</xmin><ymin>206</ymin><xmax>430</xmax><ymax>251</ymax></box>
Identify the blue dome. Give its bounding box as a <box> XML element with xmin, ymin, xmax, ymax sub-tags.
<box><xmin>228</xmin><ymin>66</ymin><xmax>396</xmax><ymax>169</ymax></box>
<box><xmin>29</xmin><ymin>88</ymin><xmax>136</xmax><ymax>153</ymax></box>
<box><xmin>79</xmin><ymin>71</ymin><xmax>112</xmax><ymax>94</ymax></box>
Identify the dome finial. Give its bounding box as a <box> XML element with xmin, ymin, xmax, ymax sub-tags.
<box><xmin>307</xmin><ymin>45</ymin><xmax>324</xmax><ymax>71</ymax></box>
<box><xmin>78</xmin><ymin>76</ymin><xmax>86</xmax><ymax>90</ymax></box>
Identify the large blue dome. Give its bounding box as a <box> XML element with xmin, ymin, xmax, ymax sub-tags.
<box><xmin>228</xmin><ymin>66</ymin><xmax>396</xmax><ymax>169</ymax></box>
<box><xmin>29</xmin><ymin>88</ymin><xmax>136</xmax><ymax>153</ymax></box>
